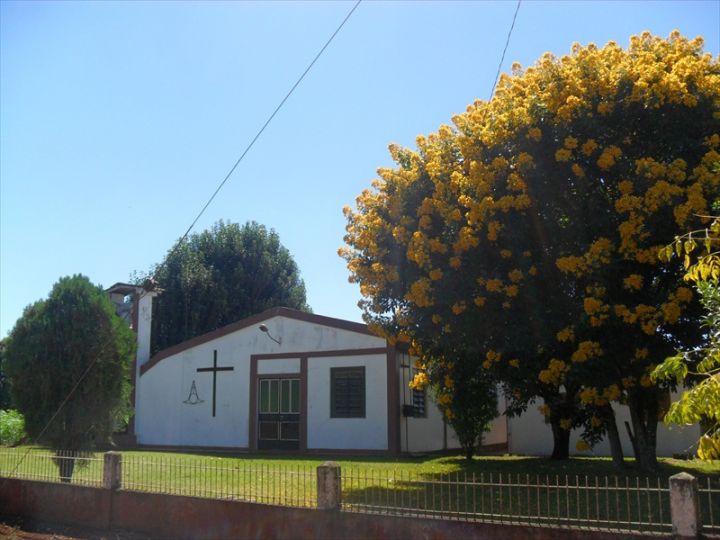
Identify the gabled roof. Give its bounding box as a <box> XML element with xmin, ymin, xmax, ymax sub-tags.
<box><xmin>140</xmin><ymin>307</ymin><xmax>375</xmax><ymax>375</ymax></box>
<box><xmin>106</xmin><ymin>282</ymin><xmax>144</xmax><ymax>295</ymax></box>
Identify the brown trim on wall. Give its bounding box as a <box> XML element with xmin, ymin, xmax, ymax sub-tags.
<box><xmin>386</xmin><ymin>346</ymin><xmax>400</xmax><ymax>455</ymax></box>
<box><xmin>300</xmin><ymin>357</ymin><xmax>308</xmax><ymax>451</ymax></box>
<box><xmin>249</xmin><ymin>348</ymin><xmax>394</xmax><ymax>454</ymax></box>
<box><xmin>137</xmin><ymin>444</ymin><xmax>251</xmax><ymax>454</ymax></box>
<box><xmin>252</xmin><ymin>347</ymin><xmax>387</xmax><ymax>361</ymax></box>
<box><xmin>249</xmin><ymin>357</ymin><xmax>308</xmax><ymax>452</ymax></box>
<box><xmin>249</xmin><ymin>359</ymin><xmax>258</xmax><ymax>451</ymax></box>
<box><xmin>252</xmin><ymin>372</ymin><xmax>302</xmax><ymax>380</ymax></box>
<box><xmin>303</xmin><ymin>448</ymin><xmax>390</xmax><ymax>456</ymax></box>
<box><xmin>141</xmin><ymin>307</ymin><xmax>377</xmax><ymax>375</ymax></box>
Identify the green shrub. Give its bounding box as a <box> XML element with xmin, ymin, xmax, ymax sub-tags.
<box><xmin>0</xmin><ymin>409</ymin><xmax>26</xmax><ymax>446</ymax></box>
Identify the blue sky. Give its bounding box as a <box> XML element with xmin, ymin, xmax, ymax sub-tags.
<box><xmin>1</xmin><ymin>0</ymin><xmax>718</xmax><ymax>338</ymax></box>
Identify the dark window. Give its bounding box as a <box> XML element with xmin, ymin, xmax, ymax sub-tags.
<box><xmin>331</xmin><ymin>367</ymin><xmax>365</xmax><ymax>418</ymax></box>
<box><xmin>412</xmin><ymin>387</ymin><xmax>426</xmax><ymax>417</ymax></box>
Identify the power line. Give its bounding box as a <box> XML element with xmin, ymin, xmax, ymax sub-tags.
<box><xmin>160</xmin><ymin>0</ymin><xmax>363</xmax><ymax>276</ymax></box>
<box><xmin>489</xmin><ymin>0</ymin><xmax>521</xmax><ymax>101</ymax></box>
<box><xmin>0</xmin><ymin>0</ymin><xmax>363</xmax><ymax>482</ymax></box>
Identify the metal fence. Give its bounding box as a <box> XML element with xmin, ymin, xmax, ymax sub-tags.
<box><xmin>342</xmin><ymin>469</ymin><xmax>681</xmax><ymax>535</ymax></box>
<box><xmin>0</xmin><ymin>448</ymin><xmax>103</xmax><ymax>487</ymax></box>
<box><xmin>2</xmin><ymin>447</ymin><xmax>719</xmax><ymax>537</ymax></box>
<box><xmin>701</xmin><ymin>476</ymin><xmax>720</xmax><ymax>537</ymax></box>
<box><xmin>121</xmin><ymin>454</ymin><xmax>316</xmax><ymax>508</ymax></box>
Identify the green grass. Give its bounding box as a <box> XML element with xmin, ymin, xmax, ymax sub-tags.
<box><xmin>1</xmin><ymin>446</ymin><xmax>718</xmax><ymax>534</ymax></box>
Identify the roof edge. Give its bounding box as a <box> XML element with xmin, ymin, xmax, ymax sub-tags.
<box><xmin>140</xmin><ymin>307</ymin><xmax>374</xmax><ymax>376</ymax></box>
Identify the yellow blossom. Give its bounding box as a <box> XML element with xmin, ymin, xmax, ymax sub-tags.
<box><xmin>564</xmin><ymin>136</ymin><xmax>579</xmax><ymax>149</ymax></box>
<box><xmin>576</xmin><ymin>440</ymin><xmax>591</xmax><ymax>451</ymax></box>
<box><xmin>623</xmin><ymin>274</ymin><xmax>644</xmax><ymax>290</ymax></box>
<box><xmin>572</xmin><ymin>341</ymin><xmax>603</xmax><ymax>363</ymax></box>
<box><xmin>410</xmin><ymin>371</ymin><xmax>429</xmax><ymax>390</ymax></box>
<box><xmin>555</xmin><ymin>148</ymin><xmax>572</xmax><ymax>162</ymax></box>
<box><xmin>556</xmin><ymin>327</ymin><xmax>575</xmax><ymax>343</ymax></box>
<box><xmin>581</xmin><ymin>139</ymin><xmax>598</xmax><ymax>156</ymax></box>
<box><xmin>486</xmin><ymin>279</ymin><xmax>503</xmax><ymax>292</ymax></box>
<box><xmin>579</xmin><ymin>387</ymin><xmax>598</xmax><ymax>404</ymax></box>
<box><xmin>508</xmin><ymin>269</ymin><xmax>524</xmax><ymax>283</ymax></box>
<box><xmin>527</xmin><ymin>127</ymin><xmax>542</xmax><ymax>141</ymax></box>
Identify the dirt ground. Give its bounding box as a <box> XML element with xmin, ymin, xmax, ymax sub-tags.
<box><xmin>0</xmin><ymin>521</ymin><xmax>154</xmax><ymax>540</ymax></box>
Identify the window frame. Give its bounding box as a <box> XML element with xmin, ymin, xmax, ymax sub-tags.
<box><xmin>330</xmin><ymin>366</ymin><xmax>366</xmax><ymax>418</ymax></box>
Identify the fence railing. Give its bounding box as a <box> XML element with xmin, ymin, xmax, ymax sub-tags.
<box><xmin>341</xmin><ymin>468</ymin><xmax>674</xmax><ymax>534</ymax></box>
<box><xmin>0</xmin><ymin>448</ymin><xmax>103</xmax><ymax>487</ymax></box>
<box><xmin>1</xmin><ymin>447</ymin><xmax>718</xmax><ymax>538</ymax></box>
<box><xmin>700</xmin><ymin>476</ymin><xmax>720</xmax><ymax>537</ymax></box>
<box><xmin>121</xmin><ymin>454</ymin><xmax>316</xmax><ymax>507</ymax></box>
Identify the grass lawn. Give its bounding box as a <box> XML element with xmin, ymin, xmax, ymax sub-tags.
<box><xmin>2</xmin><ymin>446</ymin><xmax>719</xmax><ymax>534</ymax></box>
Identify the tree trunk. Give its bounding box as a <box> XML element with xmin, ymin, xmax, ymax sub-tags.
<box><xmin>600</xmin><ymin>405</ymin><xmax>624</xmax><ymax>469</ymax></box>
<box><xmin>626</xmin><ymin>391</ymin><xmax>659</xmax><ymax>471</ymax></box>
<box><xmin>550</xmin><ymin>418</ymin><xmax>570</xmax><ymax>459</ymax></box>
<box><xmin>56</xmin><ymin>450</ymin><xmax>76</xmax><ymax>483</ymax></box>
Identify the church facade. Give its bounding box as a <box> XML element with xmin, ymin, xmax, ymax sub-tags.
<box><xmin>109</xmin><ymin>282</ymin><xmax>491</xmax><ymax>453</ymax></box>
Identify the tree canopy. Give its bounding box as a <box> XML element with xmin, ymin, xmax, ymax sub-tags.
<box><xmin>341</xmin><ymin>32</ymin><xmax>719</xmax><ymax>469</ymax></box>
<box><xmin>149</xmin><ymin>220</ymin><xmax>311</xmax><ymax>353</ymax></box>
<box><xmin>4</xmin><ymin>275</ymin><xmax>136</xmax><ymax>479</ymax></box>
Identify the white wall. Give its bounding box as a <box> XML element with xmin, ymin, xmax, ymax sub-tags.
<box><xmin>507</xmin><ymin>391</ymin><xmax>700</xmax><ymax>457</ymax></box>
<box><xmin>306</xmin><ymin>353</ymin><xmax>388</xmax><ymax>450</ymax></box>
<box><xmin>397</xmin><ymin>352</ymin><xmax>456</xmax><ymax>453</ymax></box>
<box><xmin>136</xmin><ymin>315</ymin><xmax>386</xmax><ymax>449</ymax></box>
<box><xmin>396</xmin><ymin>352</ymin><xmax>507</xmax><ymax>453</ymax></box>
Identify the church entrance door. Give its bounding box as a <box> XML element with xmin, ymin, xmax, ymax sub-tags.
<box><xmin>257</xmin><ymin>377</ymin><xmax>300</xmax><ymax>450</ymax></box>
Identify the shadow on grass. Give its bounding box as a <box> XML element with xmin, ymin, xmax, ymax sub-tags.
<box><xmin>339</xmin><ymin>464</ymin><xmax>720</xmax><ymax>535</ymax></box>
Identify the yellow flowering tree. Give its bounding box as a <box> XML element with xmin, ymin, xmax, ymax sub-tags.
<box><xmin>342</xmin><ymin>32</ymin><xmax>719</xmax><ymax>469</ymax></box>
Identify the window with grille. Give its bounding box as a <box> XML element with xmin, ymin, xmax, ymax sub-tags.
<box><xmin>330</xmin><ymin>367</ymin><xmax>365</xmax><ymax>418</ymax></box>
<box><xmin>412</xmin><ymin>387</ymin><xmax>426</xmax><ymax>417</ymax></box>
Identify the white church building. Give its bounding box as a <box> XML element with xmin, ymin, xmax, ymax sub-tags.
<box><xmin>107</xmin><ymin>282</ymin><xmax>698</xmax><ymax>457</ymax></box>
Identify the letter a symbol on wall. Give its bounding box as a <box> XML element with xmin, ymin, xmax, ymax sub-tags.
<box><xmin>184</xmin><ymin>380</ymin><xmax>204</xmax><ymax>405</ymax></box>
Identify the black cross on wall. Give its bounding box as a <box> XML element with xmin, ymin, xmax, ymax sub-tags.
<box><xmin>197</xmin><ymin>350</ymin><xmax>234</xmax><ymax>417</ymax></box>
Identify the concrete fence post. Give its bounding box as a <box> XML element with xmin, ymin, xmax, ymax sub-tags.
<box><xmin>103</xmin><ymin>451</ymin><xmax>122</xmax><ymax>490</ymax></box>
<box><xmin>669</xmin><ymin>472</ymin><xmax>700</xmax><ymax>539</ymax></box>
<box><xmin>316</xmin><ymin>461</ymin><xmax>341</xmax><ymax>510</ymax></box>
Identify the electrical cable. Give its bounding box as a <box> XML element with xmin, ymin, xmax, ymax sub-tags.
<box><xmin>489</xmin><ymin>0</ymin><xmax>522</xmax><ymax>101</ymax></box>
<box><xmin>1</xmin><ymin>0</ymin><xmax>362</xmax><ymax>483</ymax></box>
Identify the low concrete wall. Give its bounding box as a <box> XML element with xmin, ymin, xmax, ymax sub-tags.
<box><xmin>0</xmin><ymin>478</ymin><xmax>111</xmax><ymax>531</ymax></box>
<box><xmin>0</xmin><ymin>478</ymin><xmax>653</xmax><ymax>540</ymax></box>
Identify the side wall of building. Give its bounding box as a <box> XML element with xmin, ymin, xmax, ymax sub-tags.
<box><xmin>507</xmin><ymin>391</ymin><xmax>700</xmax><ymax>457</ymax></box>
